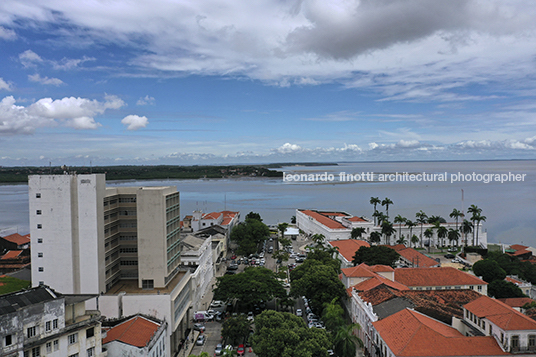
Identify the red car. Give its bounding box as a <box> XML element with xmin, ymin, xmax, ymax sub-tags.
<box><xmin>231</xmin><ymin>255</ymin><xmax>237</xmax><ymax>260</ymax></box>
<box><xmin>237</xmin><ymin>344</ymin><xmax>245</xmax><ymax>356</ymax></box>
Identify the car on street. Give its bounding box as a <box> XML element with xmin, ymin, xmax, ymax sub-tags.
<box><xmin>210</xmin><ymin>300</ymin><xmax>224</xmax><ymax>307</ymax></box>
<box><xmin>196</xmin><ymin>335</ymin><xmax>206</xmax><ymax>345</ymax></box>
<box><xmin>193</xmin><ymin>323</ymin><xmax>205</xmax><ymax>332</ymax></box>
<box><xmin>231</xmin><ymin>254</ymin><xmax>237</xmax><ymax>260</ymax></box>
<box><xmin>237</xmin><ymin>344</ymin><xmax>245</xmax><ymax>356</ymax></box>
<box><xmin>247</xmin><ymin>311</ymin><xmax>254</xmax><ymax>321</ymax></box>
<box><xmin>327</xmin><ymin>349</ymin><xmax>335</xmax><ymax>356</ymax></box>
<box><xmin>215</xmin><ymin>344</ymin><xmax>224</xmax><ymax>356</ymax></box>
<box><xmin>296</xmin><ymin>309</ymin><xmax>302</xmax><ymax>317</ymax></box>
<box><xmin>227</xmin><ymin>264</ymin><xmax>239</xmax><ymax>270</ymax></box>
<box><xmin>444</xmin><ymin>253</ymin><xmax>455</xmax><ymax>259</ymax></box>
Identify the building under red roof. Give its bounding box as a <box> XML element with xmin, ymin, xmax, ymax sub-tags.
<box><xmin>373</xmin><ymin>308</ymin><xmax>508</xmax><ymax>356</ymax></box>
<box><xmin>465</xmin><ymin>295</ymin><xmax>536</xmax><ymax>331</ymax></box>
<box><xmin>391</xmin><ymin>245</ymin><xmax>439</xmax><ymax>268</ymax></box>
<box><xmin>300</xmin><ymin>210</ymin><xmax>347</xmax><ymax>230</ymax></box>
<box><xmin>329</xmin><ymin>239</ymin><xmax>370</xmax><ymax>263</ymax></box>
<box><xmin>395</xmin><ymin>267</ymin><xmax>487</xmax><ymax>289</ymax></box>
<box><xmin>1</xmin><ymin>233</ymin><xmax>30</xmax><ymax>246</ymax></box>
<box><xmin>103</xmin><ymin>315</ymin><xmax>161</xmax><ymax>348</ymax></box>
<box><xmin>1</xmin><ymin>250</ymin><xmax>23</xmax><ymax>260</ymax></box>
<box><xmin>497</xmin><ymin>297</ymin><xmax>535</xmax><ymax>309</ymax></box>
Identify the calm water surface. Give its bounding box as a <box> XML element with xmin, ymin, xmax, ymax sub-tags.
<box><xmin>1</xmin><ymin>160</ymin><xmax>534</xmax><ymax>246</ymax></box>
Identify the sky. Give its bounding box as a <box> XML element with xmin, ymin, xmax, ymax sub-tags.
<box><xmin>1</xmin><ymin>0</ymin><xmax>536</xmax><ymax>166</ymax></box>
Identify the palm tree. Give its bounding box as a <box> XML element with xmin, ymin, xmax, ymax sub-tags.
<box><xmin>473</xmin><ymin>214</ymin><xmax>486</xmax><ymax>247</ymax></box>
<box><xmin>394</xmin><ymin>214</ymin><xmax>406</xmax><ymax>241</ymax></box>
<box><xmin>373</xmin><ymin>211</ymin><xmax>387</xmax><ymax>226</ymax></box>
<box><xmin>381</xmin><ymin>198</ymin><xmax>393</xmax><ymax>218</ymax></box>
<box><xmin>406</xmin><ymin>220</ymin><xmax>416</xmax><ymax>243</ymax></box>
<box><xmin>311</xmin><ymin>233</ymin><xmax>326</xmax><ymax>247</ymax></box>
<box><xmin>461</xmin><ymin>219</ymin><xmax>473</xmax><ymax>246</ymax></box>
<box><xmin>396</xmin><ymin>235</ymin><xmax>407</xmax><ymax>245</ymax></box>
<box><xmin>437</xmin><ymin>225</ymin><xmax>448</xmax><ymax>249</ymax></box>
<box><xmin>411</xmin><ymin>234</ymin><xmax>419</xmax><ymax>248</ymax></box>
<box><xmin>448</xmin><ymin>228</ymin><xmax>460</xmax><ymax>247</ymax></box>
<box><xmin>415</xmin><ymin>210</ymin><xmax>428</xmax><ymax>248</ymax></box>
<box><xmin>381</xmin><ymin>220</ymin><xmax>396</xmax><ymax>246</ymax></box>
<box><xmin>449</xmin><ymin>208</ymin><xmax>463</xmax><ymax>233</ymax></box>
<box><xmin>333</xmin><ymin>323</ymin><xmax>364</xmax><ymax>357</ymax></box>
<box><xmin>277</xmin><ymin>222</ymin><xmax>289</xmax><ymax>252</ymax></box>
<box><xmin>424</xmin><ymin>228</ymin><xmax>434</xmax><ymax>248</ymax></box>
<box><xmin>351</xmin><ymin>227</ymin><xmax>366</xmax><ymax>240</ymax></box>
<box><xmin>370</xmin><ymin>197</ymin><xmax>381</xmax><ymax>224</ymax></box>
<box><xmin>369</xmin><ymin>231</ymin><xmax>381</xmax><ymax>245</ymax></box>
<box><xmin>467</xmin><ymin>205</ymin><xmax>481</xmax><ymax>246</ymax></box>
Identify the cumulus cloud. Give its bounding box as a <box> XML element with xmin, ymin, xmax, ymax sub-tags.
<box><xmin>0</xmin><ymin>78</ymin><xmax>12</xmax><ymax>91</ymax></box>
<box><xmin>136</xmin><ymin>95</ymin><xmax>155</xmax><ymax>106</ymax></box>
<box><xmin>454</xmin><ymin>139</ymin><xmax>534</xmax><ymax>151</ymax></box>
<box><xmin>274</xmin><ymin>143</ymin><xmax>303</xmax><ymax>154</ymax></box>
<box><xmin>52</xmin><ymin>56</ymin><xmax>96</xmax><ymax>70</ymax></box>
<box><xmin>0</xmin><ymin>94</ymin><xmax>125</xmax><ymax>134</ymax></box>
<box><xmin>28</xmin><ymin>74</ymin><xmax>64</xmax><ymax>86</ymax></box>
<box><xmin>0</xmin><ymin>26</ymin><xmax>16</xmax><ymax>40</ymax></box>
<box><xmin>19</xmin><ymin>50</ymin><xmax>43</xmax><ymax>68</ymax></box>
<box><xmin>121</xmin><ymin>115</ymin><xmax>148</xmax><ymax>130</ymax></box>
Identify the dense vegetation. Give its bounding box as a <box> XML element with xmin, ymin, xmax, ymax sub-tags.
<box><xmin>0</xmin><ymin>276</ymin><xmax>31</xmax><ymax>295</ymax></box>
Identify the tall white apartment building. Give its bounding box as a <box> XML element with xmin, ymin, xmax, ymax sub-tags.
<box><xmin>29</xmin><ymin>174</ymin><xmax>181</xmax><ymax>295</ymax></box>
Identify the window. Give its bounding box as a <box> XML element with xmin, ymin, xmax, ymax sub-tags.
<box><xmin>529</xmin><ymin>335</ymin><xmax>536</xmax><ymax>350</ymax></box>
<box><xmin>53</xmin><ymin>319</ymin><xmax>58</xmax><ymax>329</ymax></box>
<box><xmin>32</xmin><ymin>346</ymin><xmax>40</xmax><ymax>357</ymax></box>
<box><xmin>36</xmin><ymin>210</ymin><xmax>42</xmax><ymax>215</ymax></box>
<box><xmin>53</xmin><ymin>340</ymin><xmax>59</xmax><ymax>351</ymax></box>
<box><xmin>86</xmin><ymin>327</ymin><xmax>94</xmax><ymax>338</ymax></box>
<box><xmin>87</xmin><ymin>347</ymin><xmax>95</xmax><ymax>357</ymax></box>
<box><xmin>27</xmin><ymin>326</ymin><xmax>37</xmax><ymax>338</ymax></box>
<box><xmin>69</xmin><ymin>354</ymin><xmax>79</xmax><ymax>357</ymax></box>
<box><xmin>36</xmin><ymin>193</ymin><xmax>41</xmax><ymax>198</ymax></box>
<box><xmin>38</xmin><ymin>252</ymin><xmax>43</xmax><ymax>258</ymax></box>
<box><xmin>142</xmin><ymin>279</ymin><xmax>154</xmax><ymax>289</ymax></box>
<box><xmin>38</xmin><ymin>267</ymin><xmax>44</xmax><ymax>272</ymax></box>
<box><xmin>511</xmin><ymin>335</ymin><xmax>519</xmax><ymax>351</ymax></box>
<box><xmin>46</xmin><ymin>321</ymin><xmax>51</xmax><ymax>331</ymax></box>
<box><xmin>68</xmin><ymin>333</ymin><xmax>78</xmax><ymax>345</ymax></box>
<box><xmin>477</xmin><ymin>285</ymin><xmax>483</xmax><ymax>292</ymax></box>
<box><xmin>37</xmin><ymin>238</ymin><xmax>43</xmax><ymax>243</ymax></box>
<box><xmin>37</xmin><ymin>224</ymin><xmax>42</xmax><ymax>229</ymax></box>
<box><xmin>24</xmin><ymin>351</ymin><xmax>29</xmax><ymax>357</ymax></box>
<box><xmin>5</xmin><ymin>334</ymin><xmax>12</xmax><ymax>346</ymax></box>
<box><xmin>46</xmin><ymin>342</ymin><xmax>52</xmax><ymax>353</ymax></box>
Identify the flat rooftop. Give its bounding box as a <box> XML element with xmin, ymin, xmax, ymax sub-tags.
<box><xmin>105</xmin><ymin>271</ymin><xmax>187</xmax><ymax>295</ymax></box>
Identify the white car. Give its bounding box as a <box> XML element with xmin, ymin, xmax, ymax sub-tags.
<box><xmin>296</xmin><ymin>309</ymin><xmax>303</xmax><ymax>317</ymax></box>
<box><xmin>210</xmin><ymin>300</ymin><xmax>224</xmax><ymax>308</ymax></box>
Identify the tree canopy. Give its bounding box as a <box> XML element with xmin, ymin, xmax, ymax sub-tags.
<box><xmin>214</xmin><ymin>267</ymin><xmax>287</xmax><ymax>307</ymax></box>
<box><xmin>230</xmin><ymin>218</ymin><xmax>270</xmax><ymax>255</ymax></box>
<box><xmin>245</xmin><ymin>211</ymin><xmax>263</xmax><ymax>222</ymax></box>
<box><xmin>472</xmin><ymin>259</ymin><xmax>506</xmax><ymax>283</ymax></box>
<box><xmin>352</xmin><ymin>246</ymin><xmax>400</xmax><ymax>268</ymax></box>
<box><xmin>251</xmin><ymin>310</ymin><xmax>331</xmax><ymax>357</ymax></box>
<box><xmin>222</xmin><ymin>315</ymin><xmax>251</xmax><ymax>346</ymax></box>
<box><xmin>488</xmin><ymin>280</ymin><xmax>526</xmax><ymax>299</ymax></box>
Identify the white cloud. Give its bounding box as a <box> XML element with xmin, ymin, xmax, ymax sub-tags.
<box><xmin>274</xmin><ymin>143</ymin><xmax>303</xmax><ymax>154</ymax></box>
<box><xmin>136</xmin><ymin>95</ymin><xmax>155</xmax><ymax>106</ymax></box>
<box><xmin>52</xmin><ymin>56</ymin><xmax>96</xmax><ymax>70</ymax></box>
<box><xmin>19</xmin><ymin>50</ymin><xmax>43</xmax><ymax>68</ymax></box>
<box><xmin>0</xmin><ymin>78</ymin><xmax>12</xmax><ymax>91</ymax></box>
<box><xmin>0</xmin><ymin>26</ymin><xmax>16</xmax><ymax>40</ymax></box>
<box><xmin>28</xmin><ymin>74</ymin><xmax>64</xmax><ymax>86</ymax></box>
<box><xmin>121</xmin><ymin>115</ymin><xmax>148</xmax><ymax>130</ymax></box>
<box><xmin>0</xmin><ymin>95</ymin><xmax>125</xmax><ymax>134</ymax></box>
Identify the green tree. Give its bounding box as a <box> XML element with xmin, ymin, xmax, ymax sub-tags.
<box><xmin>251</xmin><ymin>310</ymin><xmax>331</xmax><ymax>357</ymax></box>
<box><xmin>394</xmin><ymin>215</ymin><xmax>406</xmax><ymax>241</ymax></box>
<box><xmin>448</xmin><ymin>229</ymin><xmax>460</xmax><ymax>247</ymax></box>
<box><xmin>307</xmin><ymin>248</ymin><xmax>341</xmax><ymax>273</ymax></box>
<box><xmin>461</xmin><ymin>219</ymin><xmax>473</xmax><ymax>246</ymax></box>
<box><xmin>416</xmin><ymin>210</ymin><xmax>428</xmax><ymax>248</ymax></box>
<box><xmin>333</xmin><ymin>324</ymin><xmax>364</xmax><ymax>357</ymax></box>
<box><xmin>312</xmin><ymin>233</ymin><xmax>326</xmax><ymax>246</ymax></box>
<box><xmin>381</xmin><ymin>220</ymin><xmax>396</xmax><ymax>246</ymax></box>
<box><xmin>405</xmin><ymin>219</ymin><xmax>416</xmax><ymax>241</ymax></box>
<box><xmin>322</xmin><ymin>298</ymin><xmax>345</xmax><ymax>333</ymax></box>
<box><xmin>351</xmin><ymin>227</ymin><xmax>366</xmax><ymax>240</ymax></box>
<box><xmin>472</xmin><ymin>259</ymin><xmax>507</xmax><ymax>283</ymax></box>
<box><xmin>214</xmin><ymin>267</ymin><xmax>286</xmax><ymax>307</ymax></box>
<box><xmin>449</xmin><ymin>208</ymin><xmax>463</xmax><ymax>233</ymax></box>
<box><xmin>222</xmin><ymin>315</ymin><xmax>252</xmax><ymax>346</ymax></box>
<box><xmin>370</xmin><ymin>197</ymin><xmax>381</xmax><ymax>225</ymax></box>
<box><xmin>277</xmin><ymin>222</ymin><xmax>289</xmax><ymax>252</ymax></box>
<box><xmin>467</xmin><ymin>205</ymin><xmax>481</xmax><ymax>246</ymax></box>
<box><xmin>189</xmin><ymin>352</ymin><xmax>210</xmax><ymax>357</ymax></box>
<box><xmin>230</xmin><ymin>218</ymin><xmax>270</xmax><ymax>255</ymax></box>
<box><xmin>290</xmin><ymin>260</ymin><xmax>346</xmax><ymax>314</ymax></box>
<box><xmin>352</xmin><ymin>246</ymin><xmax>400</xmax><ymax>268</ymax></box>
<box><xmin>424</xmin><ymin>228</ymin><xmax>434</xmax><ymax>248</ymax></box>
<box><xmin>437</xmin><ymin>225</ymin><xmax>448</xmax><ymax>248</ymax></box>
<box><xmin>427</xmin><ymin>215</ymin><xmax>446</xmax><ymax>224</ymax></box>
<box><xmin>369</xmin><ymin>231</ymin><xmax>381</xmax><ymax>244</ymax></box>
<box><xmin>291</xmin><ymin>215</ymin><xmax>296</xmax><ymax>224</ymax></box>
<box><xmin>381</xmin><ymin>197</ymin><xmax>393</xmax><ymax>218</ymax></box>
<box><xmin>245</xmin><ymin>211</ymin><xmax>263</xmax><ymax>222</ymax></box>
<box><xmin>473</xmin><ymin>214</ymin><xmax>486</xmax><ymax>247</ymax></box>
<box><xmin>411</xmin><ymin>234</ymin><xmax>419</xmax><ymax>248</ymax></box>
<box><xmin>488</xmin><ymin>280</ymin><xmax>526</xmax><ymax>299</ymax></box>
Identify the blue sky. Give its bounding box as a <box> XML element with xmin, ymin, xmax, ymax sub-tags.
<box><xmin>1</xmin><ymin>0</ymin><xmax>536</xmax><ymax>165</ymax></box>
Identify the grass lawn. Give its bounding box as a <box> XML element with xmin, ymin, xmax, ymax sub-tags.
<box><xmin>0</xmin><ymin>276</ymin><xmax>31</xmax><ymax>295</ymax></box>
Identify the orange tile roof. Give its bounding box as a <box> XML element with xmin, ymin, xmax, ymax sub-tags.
<box><xmin>221</xmin><ymin>217</ymin><xmax>233</xmax><ymax>225</ymax></box>
<box><xmin>358</xmin><ymin>284</ymin><xmax>400</xmax><ymax>305</ymax></box>
<box><xmin>329</xmin><ymin>239</ymin><xmax>370</xmax><ymax>262</ymax></box>
<box><xmin>513</xmin><ymin>249</ymin><xmax>531</xmax><ymax>256</ymax></box>
<box><xmin>497</xmin><ymin>297</ymin><xmax>535</xmax><ymax>308</ymax></box>
<box><xmin>465</xmin><ymin>295</ymin><xmax>536</xmax><ymax>331</ymax></box>
<box><xmin>202</xmin><ymin>212</ymin><xmax>222</xmax><ymax>220</ymax></box>
<box><xmin>1</xmin><ymin>233</ymin><xmax>30</xmax><ymax>245</ymax></box>
<box><xmin>510</xmin><ymin>244</ymin><xmax>528</xmax><ymax>251</ymax></box>
<box><xmin>505</xmin><ymin>276</ymin><xmax>526</xmax><ymax>285</ymax></box>
<box><xmin>374</xmin><ymin>308</ymin><xmax>508</xmax><ymax>356</ymax></box>
<box><xmin>300</xmin><ymin>210</ymin><xmax>347</xmax><ymax>230</ymax></box>
<box><xmin>342</xmin><ymin>265</ymin><xmax>377</xmax><ymax>278</ymax></box>
<box><xmin>353</xmin><ymin>274</ymin><xmax>409</xmax><ymax>293</ymax></box>
<box><xmin>395</xmin><ymin>267</ymin><xmax>487</xmax><ymax>288</ymax></box>
<box><xmin>395</xmin><ymin>247</ymin><xmax>439</xmax><ymax>268</ymax></box>
<box><xmin>347</xmin><ymin>216</ymin><xmax>367</xmax><ymax>222</ymax></box>
<box><xmin>1</xmin><ymin>250</ymin><xmax>23</xmax><ymax>260</ymax></box>
<box><xmin>103</xmin><ymin>316</ymin><xmax>160</xmax><ymax>348</ymax></box>
<box><xmin>369</xmin><ymin>264</ymin><xmax>394</xmax><ymax>272</ymax></box>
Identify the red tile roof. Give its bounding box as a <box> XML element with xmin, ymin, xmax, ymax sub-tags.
<box><xmin>300</xmin><ymin>210</ymin><xmax>347</xmax><ymax>230</ymax></box>
<box><xmin>1</xmin><ymin>233</ymin><xmax>30</xmax><ymax>245</ymax></box>
<box><xmin>465</xmin><ymin>295</ymin><xmax>536</xmax><ymax>331</ymax></box>
<box><xmin>505</xmin><ymin>276</ymin><xmax>526</xmax><ymax>285</ymax></box>
<box><xmin>374</xmin><ymin>308</ymin><xmax>508</xmax><ymax>356</ymax></box>
<box><xmin>347</xmin><ymin>216</ymin><xmax>367</xmax><ymax>222</ymax></box>
<box><xmin>393</xmin><ymin>246</ymin><xmax>439</xmax><ymax>268</ymax></box>
<box><xmin>497</xmin><ymin>297</ymin><xmax>535</xmax><ymax>308</ymax></box>
<box><xmin>369</xmin><ymin>264</ymin><xmax>394</xmax><ymax>273</ymax></box>
<box><xmin>342</xmin><ymin>265</ymin><xmax>377</xmax><ymax>278</ymax></box>
<box><xmin>1</xmin><ymin>250</ymin><xmax>23</xmax><ymax>260</ymax></box>
<box><xmin>202</xmin><ymin>212</ymin><xmax>222</xmax><ymax>220</ymax></box>
<box><xmin>358</xmin><ymin>284</ymin><xmax>400</xmax><ymax>305</ymax></box>
<box><xmin>329</xmin><ymin>239</ymin><xmax>370</xmax><ymax>262</ymax></box>
<box><xmin>353</xmin><ymin>274</ymin><xmax>408</xmax><ymax>293</ymax></box>
<box><xmin>395</xmin><ymin>267</ymin><xmax>487</xmax><ymax>288</ymax></box>
<box><xmin>103</xmin><ymin>316</ymin><xmax>160</xmax><ymax>348</ymax></box>
<box><xmin>510</xmin><ymin>244</ymin><xmax>528</xmax><ymax>251</ymax></box>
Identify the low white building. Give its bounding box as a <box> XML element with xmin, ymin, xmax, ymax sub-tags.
<box><xmin>0</xmin><ymin>285</ymin><xmax>105</xmax><ymax>357</ymax></box>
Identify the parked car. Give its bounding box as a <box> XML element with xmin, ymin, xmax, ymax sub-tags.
<box><xmin>193</xmin><ymin>323</ymin><xmax>205</xmax><ymax>332</ymax></box>
<box><xmin>227</xmin><ymin>264</ymin><xmax>239</xmax><ymax>270</ymax></box>
<box><xmin>210</xmin><ymin>300</ymin><xmax>224</xmax><ymax>308</ymax></box>
<box><xmin>231</xmin><ymin>254</ymin><xmax>237</xmax><ymax>260</ymax></box>
<box><xmin>247</xmin><ymin>311</ymin><xmax>254</xmax><ymax>321</ymax></box>
<box><xmin>444</xmin><ymin>253</ymin><xmax>455</xmax><ymax>259</ymax></box>
<box><xmin>296</xmin><ymin>309</ymin><xmax>302</xmax><ymax>317</ymax></box>
<box><xmin>215</xmin><ymin>344</ymin><xmax>224</xmax><ymax>356</ymax></box>
<box><xmin>196</xmin><ymin>335</ymin><xmax>206</xmax><ymax>345</ymax></box>
<box><xmin>237</xmin><ymin>344</ymin><xmax>245</xmax><ymax>356</ymax></box>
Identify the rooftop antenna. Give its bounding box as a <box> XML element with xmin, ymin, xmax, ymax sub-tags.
<box><xmin>224</xmin><ymin>193</ymin><xmax>227</xmax><ymax>211</ymax></box>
